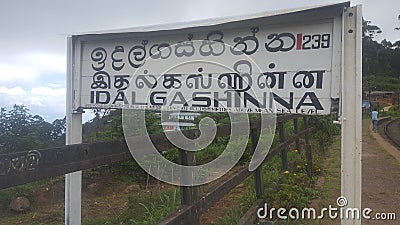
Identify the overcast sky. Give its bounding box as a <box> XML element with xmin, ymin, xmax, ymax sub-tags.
<box><xmin>0</xmin><ymin>0</ymin><xmax>399</xmax><ymax>122</ymax></box>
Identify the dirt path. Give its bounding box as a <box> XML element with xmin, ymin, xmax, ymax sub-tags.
<box><xmin>362</xmin><ymin>119</ymin><xmax>400</xmax><ymax>224</ymax></box>
<box><xmin>307</xmin><ymin>119</ymin><xmax>400</xmax><ymax>225</ymax></box>
<box><xmin>199</xmin><ymin>183</ymin><xmax>247</xmax><ymax>225</ymax></box>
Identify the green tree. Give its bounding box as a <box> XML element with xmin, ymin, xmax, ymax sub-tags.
<box><xmin>362</xmin><ymin>19</ymin><xmax>382</xmax><ymax>39</ymax></box>
<box><xmin>362</xmin><ymin>19</ymin><xmax>400</xmax><ymax>79</ymax></box>
<box><xmin>51</xmin><ymin>117</ymin><xmax>66</xmax><ymax>145</ymax></box>
<box><xmin>0</xmin><ymin>105</ymin><xmax>66</xmax><ymax>153</ymax></box>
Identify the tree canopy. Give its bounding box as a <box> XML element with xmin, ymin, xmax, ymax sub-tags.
<box><xmin>362</xmin><ymin>19</ymin><xmax>400</xmax><ymax>80</ymax></box>
<box><xmin>0</xmin><ymin>105</ymin><xmax>66</xmax><ymax>154</ymax></box>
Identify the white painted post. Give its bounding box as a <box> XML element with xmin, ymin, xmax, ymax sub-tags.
<box><xmin>341</xmin><ymin>5</ymin><xmax>362</xmax><ymax>225</ymax></box>
<box><xmin>66</xmin><ymin>37</ymin><xmax>82</xmax><ymax>225</ymax></box>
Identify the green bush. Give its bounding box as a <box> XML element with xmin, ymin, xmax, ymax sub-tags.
<box><xmin>381</xmin><ymin>105</ymin><xmax>400</xmax><ymax>117</ymax></box>
<box><xmin>309</xmin><ymin>116</ymin><xmax>340</xmax><ymax>143</ymax></box>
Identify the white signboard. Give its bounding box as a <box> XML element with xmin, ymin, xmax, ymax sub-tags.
<box><xmin>72</xmin><ymin>7</ymin><xmax>342</xmax><ymax>115</ymax></box>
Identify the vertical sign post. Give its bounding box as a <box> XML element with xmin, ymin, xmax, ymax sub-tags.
<box><xmin>341</xmin><ymin>5</ymin><xmax>362</xmax><ymax>225</ymax></box>
<box><xmin>66</xmin><ymin>37</ymin><xmax>83</xmax><ymax>225</ymax></box>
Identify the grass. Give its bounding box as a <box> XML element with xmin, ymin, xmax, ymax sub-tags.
<box><xmin>216</xmin><ymin>129</ymin><xmax>340</xmax><ymax>224</ymax></box>
<box><xmin>216</xmin><ymin>148</ymin><xmax>324</xmax><ymax>225</ymax></box>
<box><xmin>218</xmin><ymin>179</ymin><xmax>257</xmax><ymax>225</ymax></box>
<box><xmin>302</xmin><ymin>137</ymin><xmax>341</xmax><ymax>225</ymax></box>
<box><xmin>82</xmin><ymin>188</ymin><xmax>180</xmax><ymax>225</ymax></box>
<box><xmin>318</xmin><ymin>138</ymin><xmax>341</xmax><ymax>206</ymax></box>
